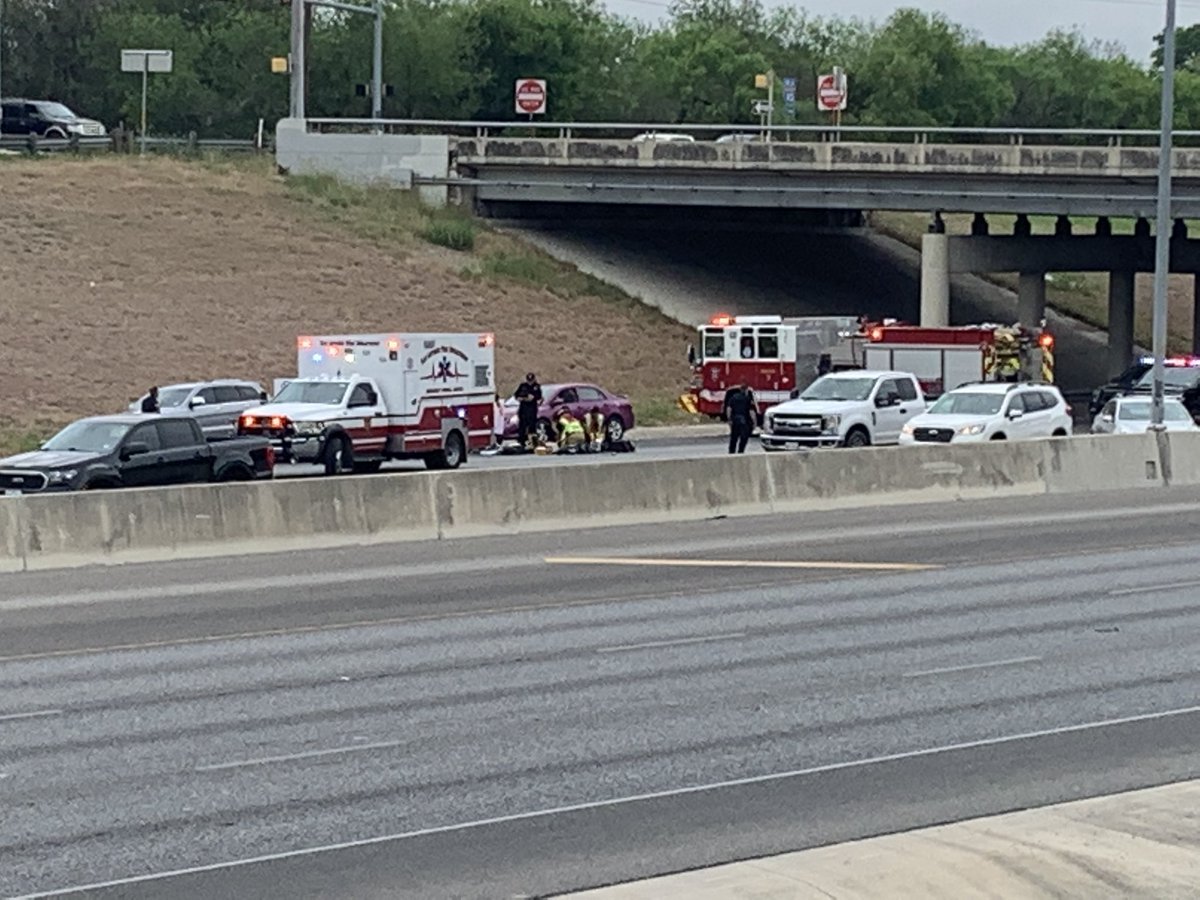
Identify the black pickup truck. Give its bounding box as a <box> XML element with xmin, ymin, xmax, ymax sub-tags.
<box><xmin>0</xmin><ymin>415</ymin><xmax>274</xmax><ymax>494</ymax></box>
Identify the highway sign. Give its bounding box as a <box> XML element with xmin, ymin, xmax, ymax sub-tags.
<box><xmin>515</xmin><ymin>79</ymin><xmax>547</xmax><ymax>116</ymax></box>
<box><xmin>817</xmin><ymin>72</ymin><xmax>847</xmax><ymax>112</ymax></box>
<box><xmin>121</xmin><ymin>49</ymin><xmax>173</xmax><ymax>73</ymax></box>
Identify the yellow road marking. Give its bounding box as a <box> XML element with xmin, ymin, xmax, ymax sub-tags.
<box><xmin>544</xmin><ymin>556</ymin><xmax>941</xmax><ymax>572</ymax></box>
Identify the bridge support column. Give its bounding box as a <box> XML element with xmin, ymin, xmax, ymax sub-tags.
<box><xmin>920</xmin><ymin>233</ymin><xmax>950</xmax><ymax>326</ymax></box>
<box><xmin>1193</xmin><ymin>276</ymin><xmax>1200</xmax><ymax>356</ymax></box>
<box><xmin>1018</xmin><ymin>272</ymin><xmax>1047</xmax><ymax>328</ymax></box>
<box><xmin>1108</xmin><ymin>271</ymin><xmax>1135</xmax><ymax>378</ymax></box>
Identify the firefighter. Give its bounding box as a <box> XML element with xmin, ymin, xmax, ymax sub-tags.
<box><xmin>723</xmin><ymin>381</ymin><xmax>757</xmax><ymax>454</ymax></box>
<box><xmin>513</xmin><ymin>372</ymin><xmax>543</xmax><ymax>450</ymax></box>
<box><xmin>554</xmin><ymin>408</ymin><xmax>586</xmax><ymax>453</ymax></box>
<box><xmin>583</xmin><ymin>407</ymin><xmax>606</xmax><ymax>452</ymax></box>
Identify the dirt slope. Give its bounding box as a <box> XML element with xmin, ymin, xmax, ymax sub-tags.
<box><xmin>0</xmin><ymin>157</ymin><xmax>693</xmax><ymax>444</ymax></box>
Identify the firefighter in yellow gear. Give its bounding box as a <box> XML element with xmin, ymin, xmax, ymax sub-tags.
<box><xmin>583</xmin><ymin>407</ymin><xmax>606</xmax><ymax>452</ymax></box>
<box><xmin>555</xmin><ymin>408</ymin><xmax>586</xmax><ymax>452</ymax></box>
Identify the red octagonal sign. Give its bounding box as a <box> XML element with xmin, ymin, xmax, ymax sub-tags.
<box><xmin>515</xmin><ymin>78</ymin><xmax>547</xmax><ymax>115</ymax></box>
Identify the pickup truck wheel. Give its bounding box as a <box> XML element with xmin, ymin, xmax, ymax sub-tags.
<box><xmin>352</xmin><ymin>460</ymin><xmax>383</xmax><ymax>474</ymax></box>
<box><xmin>217</xmin><ymin>465</ymin><xmax>252</xmax><ymax>482</ymax></box>
<box><xmin>843</xmin><ymin>428</ymin><xmax>870</xmax><ymax>449</ymax></box>
<box><xmin>323</xmin><ymin>434</ymin><xmax>352</xmax><ymax>475</ymax></box>
<box><xmin>990</xmin><ymin>433</ymin><xmax>1007</xmax><ymax>441</ymax></box>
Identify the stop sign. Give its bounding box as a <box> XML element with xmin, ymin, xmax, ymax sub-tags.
<box><xmin>514</xmin><ymin>78</ymin><xmax>547</xmax><ymax>115</ymax></box>
<box><xmin>817</xmin><ymin>74</ymin><xmax>846</xmax><ymax>112</ymax></box>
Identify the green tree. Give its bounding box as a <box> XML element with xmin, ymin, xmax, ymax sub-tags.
<box><xmin>1153</xmin><ymin>24</ymin><xmax>1200</xmax><ymax>70</ymax></box>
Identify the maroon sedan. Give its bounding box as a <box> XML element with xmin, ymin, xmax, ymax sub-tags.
<box><xmin>502</xmin><ymin>382</ymin><xmax>635</xmax><ymax>443</ymax></box>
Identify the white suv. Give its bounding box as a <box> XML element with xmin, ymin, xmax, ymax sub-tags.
<box><xmin>762</xmin><ymin>370</ymin><xmax>926</xmax><ymax>450</ymax></box>
<box><xmin>900</xmin><ymin>382</ymin><xmax>1072</xmax><ymax>445</ymax></box>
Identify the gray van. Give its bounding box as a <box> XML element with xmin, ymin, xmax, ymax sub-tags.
<box><xmin>129</xmin><ymin>380</ymin><xmax>268</xmax><ymax>440</ymax></box>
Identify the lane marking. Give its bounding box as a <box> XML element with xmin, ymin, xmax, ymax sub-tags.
<box><xmin>545</xmin><ymin>556</ymin><xmax>940</xmax><ymax>572</ymax></box>
<box><xmin>903</xmin><ymin>656</ymin><xmax>1042</xmax><ymax>679</ymax></box>
<box><xmin>14</xmin><ymin>703</ymin><xmax>1200</xmax><ymax>900</ymax></box>
<box><xmin>196</xmin><ymin>738</ymin><xmax>413</xmax><ymax>772</ymax></box>
<box><xmin>595</xmin><ymin>632</ymin><xmax>746</xmax><ymax>654</ymax></box>
<box><xmin>1109</xmin><ymin>579</ymin><xmax>1200</xmax><ymax>597</ymax></box>
<box><xmin>0</xmin><ymin>709</ymin><xmax>61</xmax><ymax>723</ymax></box>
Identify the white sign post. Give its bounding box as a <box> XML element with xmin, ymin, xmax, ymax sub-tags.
<box><xmin>121</xmin><ymin>49</ymin><xmax>173</xmax><ymax>156</ymax></box>
<box><xmin>514</xmin><ymin>78</ymin><xmax>547</xmax><ymax>119</ymax></box>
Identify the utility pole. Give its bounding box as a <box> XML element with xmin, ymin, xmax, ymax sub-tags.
<box><xmin>0</xmin><ymin>0</ymin><xmax>6</xmax><ymax>138</ymax></box>
<box><xmin>1150</xmin><ymin>0</ymin><xmax>1177</xmax><ymax>428</ymax></box>
<box><xmin>372</xmin><ymin>0</ymin><xmax>383</xmax><ymax>120</ymax></box>
<box><xmin>289</xmin><ymin>0</ymin><xmax>305</xmax><ymax>118</ymax></box>
<box><xmin>289</xmin><ymin>0</ymin><xmax>385</xmax><ymax>122</ymax></box>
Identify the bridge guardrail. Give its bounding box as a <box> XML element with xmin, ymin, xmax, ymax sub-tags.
<box><xmin>0</xmin><ymin>134</ymin><xmax>266</xmax><ymax>155</ymax></box>
<box><xmin>304</xmin><ymin>117</ymin><xmax>1200</xmax><ymax>148</ymax></box>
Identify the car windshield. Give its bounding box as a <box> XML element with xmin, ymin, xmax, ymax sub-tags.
<box><xmin>1134</xmin><ymin>367</ymin><xmax>1199</xmax><ymax>390</ymax></box>
<box><xmin>928</xmin><ymin>392</ymin><xmax>1004</xmax><ymax>416</ymax></box>
<box><xmin>272</xmin><ymin>381</ymin><xmax>349</xmax><ymax>405</ymax></box>
<box><xmin>42</xmin><ymin>421</ymin><xmax>130</xmax><ymax>453</ymax></box>
<box><xmin>37</xmin><ymin>102</ymin><xmax>76</xmax><ymax>119</ymax></box>
<box><xmin>157</xmin><ymin>387</ymin><xmax>192</xmax><ymax>408</ymax></box>
<box><xmin>1119</xmin><ymin>401</ymin><xmax>1191</xmax><ymax>421</ymax></box>
<box><xmin>799</xmin><ymin>377</ymin><xmax>877</xmax><ymax>403</ymax></box>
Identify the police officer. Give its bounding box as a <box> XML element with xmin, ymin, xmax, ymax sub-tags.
<box><xmin>723</xmin><ymin>381</ymin><xmax>757</xmax><ymax>454</ymax></box>
<box><xmin>141</xmin><ymin>386</ymin><xmax>160</xmax><ymax>414</ymax></box>
<box><xmin>513</xmin><ymin>372</ymin><xmax>543</xmax><ymax>450</ymax></box>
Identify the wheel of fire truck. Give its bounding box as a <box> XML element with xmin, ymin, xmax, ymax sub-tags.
<box><xmin>990</xmin><ymin>433</ymin><xmax>1007</xmax><ymax>441</ymax></box>
<box><xmin>605</xmin><ymin>414</ymin><xmax>626</xmax><ymax>443</ymax></box>
<box><xmin>322</xmin><ymin>433</ymin><xmax>353</xmax><ymax>475</ymax></box>
<box><xmin>352</xmin><ymin>460</ymin><xmax>384</xmax><ymax>474</ymax></box>
<box><xmin>425</xmin><ymin>431</ymin><xmax>465</xmax><ymax>471</ymax></box>
<box><xmin>843</xmin><ymin>427</ymin><xmax>870</xmax><ymax>449</ymax></box>
<box><xmin>535</xmin><ymin>417</ymin><xmax>554</xmax><ymax>444</ymax></box>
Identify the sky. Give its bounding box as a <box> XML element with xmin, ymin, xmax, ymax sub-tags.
<box><xmin>606</xmin><ymin>0</ymin><xmax>1200</xmax><ymax>63</ymax></box>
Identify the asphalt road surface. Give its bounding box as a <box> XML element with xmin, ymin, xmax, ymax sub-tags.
<box><xmin>2</xmin><ymin>489</ymin><xmax>1199</xmax><ymax>898</ymax></box>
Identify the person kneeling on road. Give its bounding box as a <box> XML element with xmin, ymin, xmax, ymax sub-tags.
<box><xmin>583</xmin><ymin>407</ymin><xmax>606</xmax><ymax>453</ymax></box>
<box><xmin>555</xmin><ymin>408</ymin><xmax>586</xmax><ymax>453</ymax></box>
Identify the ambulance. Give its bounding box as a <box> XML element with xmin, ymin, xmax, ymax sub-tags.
<box><xmin>239</xmin><ymin>333</ymin><xmax>496</xmax><ymax>473</ymax></box>
<box><xmin>863</xmin><ymin>322</ymin><xmax>1054</xmax><ymax>398</ymax></box>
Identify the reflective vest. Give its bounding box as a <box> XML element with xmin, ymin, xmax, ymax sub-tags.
<box><xmin>558</xmin><ymin>416</ymin><xmax>585</xmax><ymax>445</ymax></box>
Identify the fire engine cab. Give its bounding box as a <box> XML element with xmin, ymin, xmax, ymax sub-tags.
<box><xmin>239</xmin><ymin>333</ymin><xmax>495</xmax><ymax>473</ymax></box>
<box><xmin>681</xmin><ymin>313</ymin><xmax>866</xmax><ymax>417</ymax></box>
<box><xmin>863</xmin><ymin>323</ymin><xmax>1055</xmax><ymax>398</ymax></box>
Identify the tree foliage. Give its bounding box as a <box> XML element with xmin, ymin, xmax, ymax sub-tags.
<box><xmin>0</xmin><ymin>0</ymin><xmax>1182</xmax><ymax>136</ymax></box>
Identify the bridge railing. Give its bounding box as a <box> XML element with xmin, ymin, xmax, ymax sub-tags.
<box><xmin>305</xmin><ymin>118</ymin><xmax>1200</xmax><ymax>148</ymax></box>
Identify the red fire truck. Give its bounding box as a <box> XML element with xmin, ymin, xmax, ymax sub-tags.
<box><xmin>680</xmin><ymin>314</ymin><xmax>866</xmax><ymax>417</ymax></box>
<box><xmin>863</xmin><ymin>322</ymin><xmax>1055</xmax><ymax>398</ymax></box>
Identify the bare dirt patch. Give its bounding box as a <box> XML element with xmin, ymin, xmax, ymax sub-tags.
<box><xmin>0</xmin><ymin>156</ymin><xmax>694</xmax><ymax>450</ymax></box>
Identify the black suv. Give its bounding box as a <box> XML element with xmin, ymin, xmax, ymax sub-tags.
<box><xmin>1123</xmin><ymin>362</ymin><xmax>1200</xmax><ymax>418</ymax></box>
<box><xmin>0</xmin><ymin>98</ymin><xmax>106</xmax><ymax>139</ymax></box>
<box><xmin>1090</xmin><ymin>358</ymin><xmax>1154</xmax><ymax>417</ymax></box>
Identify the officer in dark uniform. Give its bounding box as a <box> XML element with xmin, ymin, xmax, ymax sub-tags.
<box><xmin>513</xmin><ymin>372</ymin><xmax>543</xmax><ymax>450</ymax></box>
<box><xmin>141</xmin><ymin>386</ymin><xmax>160</xmax><ymax>414</ymax></box>
<box><xmin>723</xmin><ymin>381</ymin><xmax>757</xmax><ymax>454</ymax></box>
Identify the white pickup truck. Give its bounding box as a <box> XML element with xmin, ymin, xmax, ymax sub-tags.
<box><xmin>760</xmin><ymin>370</ymin><xmax>926</xmax><ymax>450</ymax></box>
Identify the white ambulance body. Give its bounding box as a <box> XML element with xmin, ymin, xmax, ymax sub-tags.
<box><xmin>241</xmin><ymin>333</ymin><xmax>495</xmax><ymax>473</ymax></box>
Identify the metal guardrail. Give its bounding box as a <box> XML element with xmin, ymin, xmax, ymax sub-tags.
<box><xmin>305</xmin><ymin>117</ymin><xmax>1200</xmax><ymax>147</ymax></box>
<box><xmin>0</xmin><ymin>134</ymin><xmax>265</xmax><ymax>154</ymax></box>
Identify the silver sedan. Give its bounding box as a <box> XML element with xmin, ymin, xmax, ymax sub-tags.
<box><xmin>1091</xmin><ymin>396</ymin><xmax>1199</xmax><ymax>434</ymax></box>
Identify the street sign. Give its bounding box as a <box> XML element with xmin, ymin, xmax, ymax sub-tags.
<box><xmin>514</xmin><ymin>78</ymin><xmax>547</xmax><ymax>116</ymax></box>
<box><xmin>782</xmin><ymin>75</ymin><xmax>797</xmax><ymax>115</ymax></box>
<box><xmin>271</xmin><ymin>56</ymin><xmax>290</xmax><ymax>74</ymax></box>
<box><xmin>121</xmin><ymin>49</ymin><xmax>172</xmax><ymax>73</ymax></box>
<box><xmin>817</xmin><ymin>72</ymin><xmax>847</xmax><ymax>112</ymax></box>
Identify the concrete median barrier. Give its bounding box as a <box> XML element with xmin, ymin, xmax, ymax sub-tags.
<box><xmin>1</xmin><ymin>431</ymin><xmax>1196</xmax><ymax>571</ymax></box>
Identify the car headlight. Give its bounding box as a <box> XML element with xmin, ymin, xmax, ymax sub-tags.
<box><xmin>957</xmin><ymin>423</ymin><xmax>987</xmax><ymax>435</ymax></box>
<box><xmin>294</xmin><ymin>421</ymin><xmax>325</xmax><ymax>436</ymax></box>
<box><xmin>764</xmin><ymin>413</ymin><xmax>774</xmax><ymax>430</ymax></box>
<box><xmin>901</xmin><ymin>423</ymin><xmax>915</xmax><ymax>435</ymax></box>
<box><xmin>821</xmin><ymin>415</ymin><xmax>841</xmax><ymax>433</ymax></box>
<box><xmin>47</xmin><ymin>469</ymin><xmax>77</xmax><ymax>484</ymax></box>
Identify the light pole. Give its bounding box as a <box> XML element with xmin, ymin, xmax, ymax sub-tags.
<box><xmin>1150</xmin><ymin>0</ymin><xmax>1177</xmax><ymax>428</ymax></box>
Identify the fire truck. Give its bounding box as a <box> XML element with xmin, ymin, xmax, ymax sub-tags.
<box><xmin>239</xmin><ymin>332</ymin><xmax>495</xmax><ymax>473</ymax></box>
<box><xmin>863</xmin><ymin>322</ymin><xmax>1055</xmax><ymax>398</ymax></box>
<box><xmin>680</xmin><ymin>314</ymin><xmax>866</xmax><ymax>417</ymax></box>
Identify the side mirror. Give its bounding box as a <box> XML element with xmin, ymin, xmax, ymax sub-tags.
<box><xmin>1008</xmin><ymin>408</ymin><xmax>1024</xmax><ymax>420</ymax></box>
<box><xmin>687</xmin><ymin>344</ymin><xmax>697</xmax><ymax>366</ymax></box>
<box><xmin>874</xmin><ymin>395</ymin><xmax>889</xmax><ymax>408</ymax></box>
<box><xmin>1101</xmin><ymin>414</ymin><xmax>1114</xmax><ymax>424</ymax></box>
<box><xmin>190</xmin><ymin>396</ymin><xmax>206</xmax><ymax>408</ymax></box>
<box><xmin>260</xmin><ymin>391</ymin><xmax>269</xmax><ymax>401</ymax></box>
<box><xmin>120</xmin><ymin>441</ymin><xmax>150</xmax><ymax>461</ymax></box>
